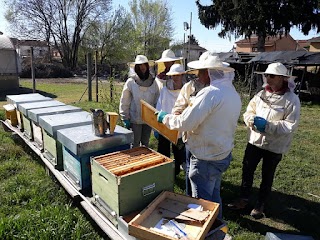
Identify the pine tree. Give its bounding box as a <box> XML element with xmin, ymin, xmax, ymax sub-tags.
<box><xmin>196</xmin><ymin>0</ymin><xmax>320</xmax><ymax>52</ymax></box>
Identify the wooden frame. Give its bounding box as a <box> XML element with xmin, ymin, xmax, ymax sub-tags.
<box><xmin>140</xmin><ymin>100</ymin><xmax>178</xmax><ymax>145</ymax></box>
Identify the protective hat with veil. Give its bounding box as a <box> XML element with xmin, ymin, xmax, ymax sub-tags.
<box><xmin>166</xmin><ymin>64</ymin><xmax>186</xmax><ymax>76</ymax></box>
<box><xmin>127</xmin><ymin>55</ymin><xmax>155</xmax><ymax>77</ymax></box>
<box><xmin>186</xmin><ymin>51</ymin><xmax>235</xmax><ymax>85</ymax></box>
<box><xmin>255</xmin><ymin>62</ymin><xmax>297</xmax><ymax>92</ymax></box>
<box><xmin>155</xmin><ymin>49</ymin><xmax>183</xmax><ymax>63</ymax></box>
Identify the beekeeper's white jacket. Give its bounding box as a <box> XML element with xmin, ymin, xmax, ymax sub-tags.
<box><xmin>172</xmin><ymin>80</ymin><xmax>208</xmax><ymax>114</ymax></box>
<box><xmin>162</xmin><ymin>79</ymin><xmax>241</xmax><ymax>161</ymax></box>
<box><xmin>156</xmin><ymin>86</ymin><xmax>181</xmax><ymax>113</ymax></box>
<box><xmin>119</xmin><ymin>73</ymin><xmax>159</xmax><ymax>124</ymax></box>
<box><xmin>243</xmin><ymin>89</ymin><xmax>300</xmax><ymax>154</ymax></box>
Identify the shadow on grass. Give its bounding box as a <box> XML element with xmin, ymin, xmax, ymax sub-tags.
<box><xmin>0</xmin><ymin>87</ymin><xmax>57</xmax><ymax>101</ymax></box>
<box><xmin>221</xmin><ymin>181</ymin><xmax>320</xmax><ymax>239</ymax></box>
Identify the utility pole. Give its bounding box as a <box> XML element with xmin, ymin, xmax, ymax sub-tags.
<box><xmin>188</xmin><ymin>12</ymin><xmax>192</xmax><ymax>62</ymax></box>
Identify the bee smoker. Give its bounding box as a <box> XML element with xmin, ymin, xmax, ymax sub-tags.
<box><xmin>90</xmin><ymin>108</ymin><xmax>109</xmax><ymax>137</ymax></box>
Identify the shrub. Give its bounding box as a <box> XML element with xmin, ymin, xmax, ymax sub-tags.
<box><xmin>20</xmin><ymin>63</ymin><xmax>73</xmax><ymax>78</ymax></box>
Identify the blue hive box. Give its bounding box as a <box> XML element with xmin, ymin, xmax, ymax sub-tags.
<box><xmin>57</xmin><ymin>124</ymin><xmax>133</xmax><ymax>192</ymax></box>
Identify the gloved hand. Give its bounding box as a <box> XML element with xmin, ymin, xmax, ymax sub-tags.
<box><xmin>155</xmin><ymin>110</ymin><xmax>168</xmax><ymax>123</ymax></box>
<box><xmin>154</xmin><ymin>131</ymin><xmax>159</xmax><ymax>140</ymax></box>
<box><xmin>123</xmin><ymin>119</ymin><xmax>131</xmax><ymax>129</ymax></box>
<box><xmin>253</xmin><ymin>116</ymin><xmax>267</xmax><ymax>132</ymax></box>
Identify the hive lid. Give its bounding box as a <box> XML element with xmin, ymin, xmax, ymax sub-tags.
<box><xmin>57</xmin><ymin>124</ymin><xmax>133</xmax><ymax>156</ymax></box>
<box><xmin>28</xmin><ymin>105</ymin><xmax>82</xmax><ymax>123</ymax></box>
<box><xmin>6</xmin><ymin>93</ymin><xmax>52</xmax><ymax>107</ymax></box>
<box><xmin>18</xmin><ymin>100</ymin><xmax>65</xmax><ymax>116</ymax></box>
<box><xmin>38</xmin><ymin>111</ymin><xmax>92</xmax><ymax>137</ymax></box>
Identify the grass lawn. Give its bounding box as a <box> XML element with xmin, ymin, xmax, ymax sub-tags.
<box><xmin>0</xmin><ymin>79</ymin><xmax>319</xmax><ymax>240</ymax></box>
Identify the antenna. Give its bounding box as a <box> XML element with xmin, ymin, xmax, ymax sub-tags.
<box><xmin>183</xmin><ymin>22</ymin><xmax>189</xmax><ymax>31</ymax></box>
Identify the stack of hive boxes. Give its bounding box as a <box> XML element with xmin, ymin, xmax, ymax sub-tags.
<box><xmin>5</xmin><ymin>93</ymin><xmax>133</xmax><ymax>192</ymax></box>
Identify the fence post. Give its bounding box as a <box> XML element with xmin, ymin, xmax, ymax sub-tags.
<box><xmin>30</xmin><ymin>47</ymin><xmax>36</xmax><ymax>93</ymax></box>
<box><xmin>95</xmin><ymin>50</ymin><xmax>98</xmax><ymax>102</ymax></box>
<box><xmin>110</xmin><ymin>68</ymin><xmax>114</xmax><ymax>101</ymax></box>
<box><xmin>87</xmin><ymin>52</ymin><xmax>92</xmax><ymax>101</ymax></box>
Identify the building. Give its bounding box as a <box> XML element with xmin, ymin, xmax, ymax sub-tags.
<box><xmin>308</xmin><ymin>37</ymin><xmax>320</xmax><ymax>52</ymax></box>
<box><xmin>176</xmin><ymin>43</ymin><xmax>207</xmax><ymax>62</ymax></box>
<box><xmin>235</xmin><ymin>34</ymin><xmax>304</xmax><ymax>53</ymax></box>
<box><xmin>0</xmin><ymin>33</ymin><xmax>20</xmax><ymax>91</ymax></box>
<box><xmin>16</xmin><ymin>39</ymin><xmax>49</xmax><ymax>59</ymax></box>
<box><xmin>296</xmin><ymin>40</ymin><xmax>310</xmax><ymax>51</ymax></box>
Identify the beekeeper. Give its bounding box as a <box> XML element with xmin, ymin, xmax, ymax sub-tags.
<box><xmin>119</xmin><ymin>55</ymin><xmax>159</xmax><ymax>148</ymax></box>
<box><xmin>155</xmin><ymin>63</ymin><xmax>187</xmax><ymax>177</ymax></box>
<box><xmin>156</xmin><ymin>52</ymin><xmax>242</xmax><ymax>219</ymax></box>
<box><xmin>228</xmin><ymin>62</ymin><xmax>301</xmax><ymax>219</ymax></box>
<box><xmin>155</xmin><ymin>49</ymin><xmax>183</xmax><ymax>89</ymax></box>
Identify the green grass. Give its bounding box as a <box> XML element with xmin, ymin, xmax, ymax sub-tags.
<box><xmin>0</xmin><ymin>79</ymin><xmax>319</xmax><ymax>240</ymax></box>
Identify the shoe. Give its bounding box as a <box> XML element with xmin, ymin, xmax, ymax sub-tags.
<box><xmin>227</xmin><ymin>198</ymin><xmax>248</xmax><ymax>210</ymax></box>
<box><xmin>250</xmin><ymin>202</ymin><xmax>265</xmax><ymax>219</ymax></box>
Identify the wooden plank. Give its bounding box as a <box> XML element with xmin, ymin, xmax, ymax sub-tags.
<box><xmin>157</xmin><ymin>199</ymin><xmax>210</xmax><ymax>222</ymax></box>
<box><xmin>108</xmin><ymin>156</ymin><xmax>163</xmax><ymax>172</ymax></box>
<box><xmin>140</xmin><ymin>100</ymin><xmax>178</xmax><ymax>145</ymax></box>
<box><xmin>111</xmin><ymin>158</ymin><xmax>166</xmax><ymax>176</ymax></box>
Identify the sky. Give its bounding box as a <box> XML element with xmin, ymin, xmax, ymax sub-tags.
<box><xmin>0</xmin><ymin>0</ymin><xmax>319</xmax><ymax>52</ymax></box>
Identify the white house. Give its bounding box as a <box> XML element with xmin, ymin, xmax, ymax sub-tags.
<box><xmin>16</xmin><ymin>39</ymin><xmax>49</xmax><ymax>59</ymax></box>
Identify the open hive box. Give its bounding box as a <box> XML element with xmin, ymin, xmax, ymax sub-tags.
<box><xmin>91</xmin><ymin>147</ymin><xmax>174</xmax><ymax>218</ymax></box>
<box><xmin>128</xmin><ymin>191</ymin><xmax>219</xmax><ymax>240</ymax></box>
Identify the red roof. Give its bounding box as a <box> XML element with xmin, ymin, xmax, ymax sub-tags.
<box><xmin>235</xmin><ymin>34</ymin><xmax>294</xmax><ymax>47</ymax></box>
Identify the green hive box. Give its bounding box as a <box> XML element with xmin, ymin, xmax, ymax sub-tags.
<box><xmin>91</xmin><ymin>146</ymin><xmax>174</xmax><ymax>218</ymax></box>
<box><xmin>38</xmin><ymin>111</ymin><xmax>93</xmax><ymax>170</ymax></box>
<box><xmin>18</xmin><ymin>100</ymin><xmax>66</xmax><ymax>140</ymax></box>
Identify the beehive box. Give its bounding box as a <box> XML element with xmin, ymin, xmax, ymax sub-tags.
<box><xmin>118</xmin><ymin>213</ymin><xmax>227</xmax><ymax>240</ymax></box>
<box><xmin>56</xmin><ymin>124</ymin><xmax>133</xmax><ymax>192</ymax></box>
<box><xmin>3</xmin><ymin>104</ymin><xmax>18</xmax><ymax>126</ymax></box>
<box><xmin>28</xmin><ymin>105</ymin><xmax>82</xmax><ymax>149</ymax></box>
<box><xmin>39</xmin><ymin>111</ymin><xmax>92</xmax><ymax>169</ymax></box>
<box><xmin>91</xmin><ymin>147</ymin><xmax>174</xmax><ymax>217</ymax></box>
<box><xmin>18</xmin><ymin>100</ymin><xmax>66</xmax><ymax>140</ymax></box>
<box><xmin>128</xmin><ymin>191</ymin><xmax>219</xmax><ymax>240</ymax></box>
<box><xmin>6</xmin><ymin>93</ymin><xmax>52</xmax><ymax>131</ymax></box>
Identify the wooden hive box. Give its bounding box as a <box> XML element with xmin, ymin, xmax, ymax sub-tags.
<box><xmin>128</xmin><ymin>191</ymin><xmax>219</xmax><ymax>240</ymax></box>
<box><xmin>91</xmin><ymin>147</ymin><xmax>174</xmax><ymax>217</ymax></box>
<box><xmin>6</xmin><ymin>93</ymin><xmax>52</xmax><ymax>131</ymax></box>
<box><xmin>3</xmin><ymin>104</ymin><xmax>18</xmax><ymax>126</ymax></box>
<box><xmin>56</xmin><ymin>124</ymin><xmax>133</xmax><ymax>192</ymax></box>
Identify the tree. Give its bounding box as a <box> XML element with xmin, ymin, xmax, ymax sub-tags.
<box><xmin>188</xmin><ymin>34</ymin><xmax>199</xmax><ymax>45</ymax></box>
<box><xmin>196</xmin><ymin>0</ymin><xmax>320</xmax><ymax>52</ymax></box>
<box><xmin>82</xmin><ymin>6</ymin><xmax>135</xmax><ymax>67</ymax></box>
<box><xmin>5</xmin><ymin>0</ymin><xmax>112</xmax><ymax>69</ymax></box>
<box><xmin>129</xmin><ymin>0</ymin><xmax>173</xmax><ymax>59</ymax></box>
